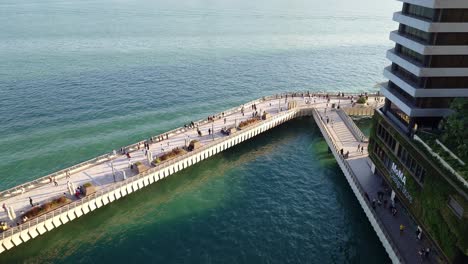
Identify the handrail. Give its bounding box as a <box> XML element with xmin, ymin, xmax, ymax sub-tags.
<box><xmin>336</xmin><ymin>109</ymin><xmax>368</xmax><ymax>143</ymax></box>
<box><xmin>1</xmin><ymin>107</ymin><xmax>299</xmax><ymax>241</ymax></box>
<box><xmin>311</xmin><ymin>108</ymin><xmax>404</xmax><ymax>264</ymax></box>
<box><xmin>0</xmin><ymin>92</ymin><xmax>380</xmax><ymax>200</ymax></box>
<box><xmin>0</xmin><ymin>93</ymin><xmax>384</xmax><ymax>243</ymax></box>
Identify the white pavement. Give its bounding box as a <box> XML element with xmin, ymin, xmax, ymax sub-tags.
<box><xmin>3</xmin><ymin>93</ymin><xmax>379</xmax><ymax>226</ymax></box>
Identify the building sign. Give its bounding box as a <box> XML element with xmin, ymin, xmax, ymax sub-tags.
<box><xmin>390</xmin><ymin>162</ymin><xmax>413</xmax><ymax>203</ymax></box>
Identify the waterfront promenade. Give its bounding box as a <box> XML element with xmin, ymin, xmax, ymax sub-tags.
<box><xmin>313</xmin><ymin>107</ymin><xmax>439</xmax><ymax>264</ymax></box>
<box><xmin>0</xmin><ymin>92</ymin><xmax>439</xmax><ymax>263</ymax></box>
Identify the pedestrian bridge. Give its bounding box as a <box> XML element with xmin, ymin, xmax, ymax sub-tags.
<box><xmin>0</xmin><ymin>92</ymin><xmax>419</xmax><ymax>263</ymax></box>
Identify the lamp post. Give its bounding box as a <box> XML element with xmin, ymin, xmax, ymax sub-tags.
<box><xmin>111</xmin><ymin>161</ymin><xmax>116</xmax><ymax>182</ymax></box>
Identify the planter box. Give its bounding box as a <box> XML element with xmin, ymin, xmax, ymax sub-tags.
<box><xmin>83</xmin><ymin>185</ymin><xmax>96</xmax><ymax>196</ymax></box>
<box><xmin>189</xmin><ymin>141</ymin><xmax>201</xmax><ymax>151</ymax></box>
<box><xmin>132</xmin><ymin>163</ymin><xmax>149</xmax><ymax>174</ymax></box>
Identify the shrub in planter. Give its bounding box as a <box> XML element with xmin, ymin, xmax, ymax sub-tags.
<box><xmin>356</xmin><ymin>97</ymin><xmax>366</xmax><ymax>104</ymax></box>
<box><xmin>23</xmin><ymin>195</ymin><xmax>71</xmax><ymax>220</ymax></box>
<box><xmin>132</xmin><ymin>161</ymin><xmax>149</xmax><ymax>173</ymax></box>
<box><xmin>238</xmin><ymin>118</ymin><xmax>259</xmax><ymax>129</ymax></box>
<box><xmin>82</xmin><ymin>182</ymin><xmax>96</xmax><ymax>196</ymax></box>
<box><xmin>157</xmin><ymin>147</ymin><xmax>187</xmax><ymax>163</ymax></box>
<box><xmin>188</xmin><ymin>140</ymin><xmax>201</xmax><ymax>151</ymax></box>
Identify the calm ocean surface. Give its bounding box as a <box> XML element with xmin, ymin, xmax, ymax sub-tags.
<box><xmin>0</xmin><ymin>0</ymin><xmax>399</xmax><ymax>262</ymax></box>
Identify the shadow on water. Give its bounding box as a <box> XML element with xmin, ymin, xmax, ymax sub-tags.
<box><xmin>0</xmin><ymin>118</ymin><xmax>389</xmax><ymax>264</ymax></box>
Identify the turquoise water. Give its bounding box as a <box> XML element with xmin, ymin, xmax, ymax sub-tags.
<box><xmin>354</xmin><ymin>118</ymin><xmax>373</xmax><ymax>137</ymax></box>
<box><xmin>0</xmin><ymin>0</ymin><xmax>399</xmax><ymax>262</ymax></box>
<box><xmin>0</xmin><ymin>119</ymin><xmax>389</xmax><ymax>263</ymax></box>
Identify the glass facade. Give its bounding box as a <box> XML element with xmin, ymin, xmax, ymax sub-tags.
<box><xmin>429</xmin><ymin>55</ymin><xmax>468</xmax><ymax>68</ymax></box>
<box><xmin>435</xmin><ymin>32</ymin><xmax>468</xmax><ymax>45</ymax></box>
<box><xmin>399</xmin><ymin>25</ymin><xmax>431</xmax><ymax>43</ymax></box>
<box><xmin>425</xmin><ymin>76</ymin><xmax>468</xmax><ymax>88</ymax></box>
<box><xmin>404</xmin><ymin>3</ymin><xmax>435</xmax><ymax>21</ymax></box>
<box><xmin>388</xmin><ymin>100</ymin><xmax>410</xmax><ymax>125</ymax></box>
<box><xmin>396</xmin><ymin>45</ymin><xmax>424</xmax><ymax>65</ymax></box>
<box><xmin>440</xmin><ymin>9</ymin><xmax>468</xmax><ymax>22</ymax></box>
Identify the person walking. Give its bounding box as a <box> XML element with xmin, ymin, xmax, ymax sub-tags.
<box><xmin>29</xmin><ymin>197</ymin><xmax>33</xmax><ymax>207</ymax></box>
<box><xmin>400</xmin><ymin>224</ymin><xmax>405</xmax><ymax>234</ymax></box>
<box><xmin>357</xmin><ymin>144</ymin><xmax>361</xmax><ymax>152</ymax></box>
<box><xmin>224</xmin><ymin>118</ymin><xmax>226</xmax><ymax>124</ymax></box>
<box><xmin>54</xmin><ymin>177</ymin><xmax>58</xmax><ymax>186</ymax></box>
<box><xmin>361</xmin><ymin>146</ymin><xmax>364</xmax><ymax>154</ymax></box>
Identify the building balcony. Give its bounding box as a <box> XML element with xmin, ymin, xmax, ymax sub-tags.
<box><xmin>380</xmin><ymin>82</ymin><xmax>454</xmax><ymax>117</ymax></box>
<box><xmin>393</xmin><ymin>12</ymin><xmax>468</xmax><ymax>32</ymax></box>
<box><xmin>390</xmin><ymin>30</ymin><xmax>468</xmax><ymax>55</ymax></box>
<box><xmin>383</xmin><ymin>66</ymin><xmax>468</xmax><ymax>97</ymax></box>
<box><xmin>387</xmin><ymin>49</ymin><xmax>468</xmax><ymax>77</ymax></box>
<box><xmin>398</xmin><ymin>0</ymin><xmax>468</xmax><ymax>9</ymax></box>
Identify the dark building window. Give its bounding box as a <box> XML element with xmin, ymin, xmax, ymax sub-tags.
<box><xmin>388</xmin><ymin>101</ymin><xmax>410</xmax><ymax>125</ymax></box>
<box><xmin>412</xmin><ymin>116</ymin><xmax>444</xmax><ymax>130</ymax></box>
<box><xmin>404</xmin><ymin>3</ymin><xmax>435</xmax><ymax>21</ymax></box>
<box><xmin>429</xmin><ymin>55</ymin><xmax>468</xmax><ymax>68</ymax></box>
<box><xmin>388</xmin><ymin>82</ymin><xmax>415</xmax><ymax>104</ymax></box>
<box><xmin>391</xmin><ymin>64</ymin><xmax>420</xmax><ymax>86</ymax></box>
<box><xmin>414</xmin><ymin>97</ymin><xmax>453</xmax><ymax>108</ymax></box>
<box><xmin>396</xmin><ymin>45</ymin><xmax>424</xmax><ymax>65</ymax></box>
<box><xmin>399</xmin><ymin>25</ymin><xmax>431</xmax><ymax>43</ymax></box>
<box><xmin>425</xmin><ymin>76</ymin><xmax>468</xmax><ymax>88</ymax></box>
<box><xmin>440</xmin><ymin>9</ymin><xmax>468</xmax><ymax>22</ymax></box>
<box><xmin>374</xmin><ymin>128</ymin><xmax>426</xmax><ymax>184</ymax></box>
<box><xmin>377</xmin><ymin>123</ymin><xmax>397</xmax><ymax>152</ymax></box>
<box><xmin>434</xmin><ymin>32</ymin><xmax>468</xmax><ymax>45</ymax></box>
<box><xmin>374</xmin><ymin>143</ymin><xmax>389</xmax><ymax>165</ymax></box>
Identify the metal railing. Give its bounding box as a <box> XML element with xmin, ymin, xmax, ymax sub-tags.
<box><xmin>0</xmin><ymin>92</ymin><xmax>380</xmax><ymax>200</ymax></box>
<box><xmin>0</xmin><ymin>107</ymin><xmax>299</xmax><ymax>241</ymax></box>
<box><xmin>311</xmin><ymin>108</ymin><xmax>404</xmax><ymax>264</ymax></box>
<box><xmin>336</xmin><ymin>109</ymin><xmax>368</xmax><ymax>143</ymax></box>
<box><xmin>0</xmin><ymin>92</ymin><xmax>385</xmax><ymax>242</ymax></box>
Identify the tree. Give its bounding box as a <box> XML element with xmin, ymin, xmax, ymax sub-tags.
<box><xmin>443</xmin><ymin>98</ymin><xmax>468</xmax><ymax>161</ymax></box>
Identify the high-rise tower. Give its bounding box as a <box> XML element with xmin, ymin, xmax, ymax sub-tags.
<box><xmin>381</xmin><ymin>0</ymin><xmax>468</xmax><ymax>132</ymax></box>
<box><xmin>369</xmin><ymin>1</ymin><xmax>468</xmax><ymax>262</ymax></box>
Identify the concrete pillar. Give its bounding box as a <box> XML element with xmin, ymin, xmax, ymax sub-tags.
<box><xmin>74</xmin><ymin>206</ymin><xmax>83</xmax><ymax>218</ymax></box>
<box><xmin>44</xmin><ymin>219</ymin><xmax>55</xmax><ymax>231</ymax></box>
<box><xmin>28</xmin><ymin>227</ymin><xmax>39</xmax><ymax>238</ymax></box>
<box><xmin>95</xmin><ymin>197</ymin><xmax>103</xmax><ymax>208</ymax></box>
<box><xmin>81</xmin><ymin>203</ymin><xmax>90</xmax><ymax>216</ymax></box>
<box><xmin>88</xmin><ymin>200</ymin><xmax>97</xmax><ymax>211</ymax></box>
<box><xmin>20</xmin><ymin>230</ymin><xmax>31</xmax><ymax>243</ymax></box>
<box><xmin>36</xmin><ymin>222</ymin><xmax>47</xmax><ymax>235</ymax></box>
<box><xmin>126</xmin><ymin>184</ymin><xmax>134</xmax><ymax>194</ymax></box>
<box><xmin>132</xmin><ymin>182</ymin><xmax>139</xmax><ymax>192</ymax></box>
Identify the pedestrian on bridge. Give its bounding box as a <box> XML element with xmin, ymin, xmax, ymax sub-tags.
<box><xmin>29</xmin><ymin>197</ymin><xmax>33</xmax><ymax>207</ymax></box>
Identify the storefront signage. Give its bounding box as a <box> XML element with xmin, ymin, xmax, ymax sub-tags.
<box><xmin>390</xmin><ymin>162</ymin><xmax>413</xmax><ymax>203</ymax></box>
